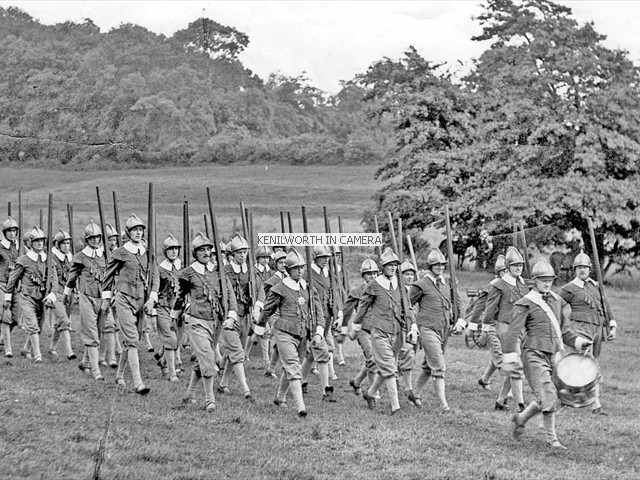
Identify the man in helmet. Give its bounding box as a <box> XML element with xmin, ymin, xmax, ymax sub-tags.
<box><xmin>559</xmin><ymin>251</ymin><xmax>616</xmax><ymax>415</ymax></box>
<box><xmin>483</xmin><ymin>246</ymin><xmax>528</xmax><ymax>412</ymax></box>
<box><xmin>65</xmin><ymin>221</ymin><xmax>115</xmax><ymax>380</ymax></box>
<box><xmin>352</xmin><ymin>248</ymin><xmax>411</xmax><ymax>414</ymax></box>
<box><xmin>345</xmin><ymin>258</ymin><xmax>379</xmax><ymax>397</ymax></box>
<box><xmin>504</xmin><ymin>260</ymin><xmax>592</xmax><ymax>450</ymax></box>
<box><xmin>257</xmin><ymin>248</ymin><xmax>323</xmax><ymax>417</ymax></box>
<box><xmin>105</xmin><ymin>224</ymin><xmax>119</xmax><ymax>253</ymax></box>
<box><xmin>104</xmin><ymin>222</ymin><xmax>124</xmax><ymax>358</ymax></box>
<box><xmin>154</xmin><ymin>234</ymin><xmax>183</xmax><ymax>383</ymax></box>
<box><xmin>261</xmin><ymin>250</ymin><xmax>289</xmax><ymax>378</ymax></box>
<box><xmin>398</xmin><ymin>261</ymin><xmax>418</xmax><ymax>401</ymax></box>
<box><xmin>244</xmin><ymin>245</ymin><xmax>273</xmax><ymax>365</ymax></box>
<box><xmin>474</xmin><ymin>254</ymin><xmax>507</xmax><ymax>392</ymax></box>
<box><xmin>101</xmin><ymin>213</ymin><xmax>159</xmax><ymax>395</ymax></box>
<box><xmin>4</xmin><ymin>226</ymin><xmax>58</xmax><ymax>363</ymax></box>
<box><xmin>47</xmin><ymin>229</ymin><xmax>77</xmax><ymax>360</ymax></box>
<box><xmin>300</xmin><ymin>245</ymin><xmax>343</xmax><ymax>402</ymax></box>
<box><xmin>407</xmin><ymin>248</ymin><xmax>464</xmax><ymax>413</ymax></box>
<box><xmin>171</xmin><ymin>232</ymin><xmax>237</xmax><ymax>411</ymax></box>
<box><xmin>0</xmin><ymin>216</ymin><xmax>21</xmax><ymax>357</ymax></box>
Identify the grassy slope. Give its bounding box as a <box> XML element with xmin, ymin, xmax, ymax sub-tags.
<box><xmin>0</xmin><ymin>166</ymin><xmax>639</xmax><ymax>479</ymax></box>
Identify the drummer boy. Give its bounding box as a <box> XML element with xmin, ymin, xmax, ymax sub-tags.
<box><xmin>502</xmin><ymin>260</ymin><xmax>593</xmax><ymax>450</ymax></box>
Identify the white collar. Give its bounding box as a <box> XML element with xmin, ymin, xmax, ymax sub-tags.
<box><xmin>275</xmin><ymin>271</ymin><xmax>287</xmax><ymax>280</ymax></box>
<box><xmin>571</xmin><ymin>277</ymin><xmax>596</xmax><ymax>288</ymax></box>
<box><xmin>375</xmin><ymin>274</ymin><xmax>398</xmax><ymax>290</ymax></box>
<box><xmin>124</xmin><ymin>241</ymin><xmax>146</xmax><ymax>255</ymax></box>
<box><xmin>81</xmin><ymin>245</ymin><xmax>104</xmax><ymax>258</ymax></box>
<box><xmin>425</xmin><ymin>271</ymin><xmax>445</xmax><ymax>286</ymax></box>
<box><xmin>528</xmin><ymin>289</ymin><xmax>559</xmax><ymax>302</ymax></box>
<box><xmin>502</xmin><ymin>272</ymin><xmax>524</xmax><ymax>287</ymax></box>
<box><xmin>27</xmin><ymin>250</ymin><xmax>46</xmax><ymax>262</ymax></box>
<box><xmin>1</xmin><ymin>238</ymin><xmax>16</xmax><ymax>249</ymax></box>
<box><xmin>160</xmin><ymin>258</ymin><xmax>182</xmax><ymax>271</ymax></box>
<box><xmin>312</xmin><ymin>263</ymin><xmax>329</xmax><ymax>277</ymax></box>
<box><xmin>191</xmin><ymin>261</ymin><xmax>215</xmax><ymax>274</ymax></box>
<box><xmin>52</xmin><ymin>246</ymin><xmax>73</xmax><ymax>262</ymax></box>
<box><xmin>282</xmin><ymin>276</ymin><xmax>307</xmax><ymax>291</ymax></box>
<box><xmin>230</xmin><ymin>260</ymin><xmax>247</xmax><ymax>274</ymax></box>
<box><xmin>256</xmin><ymin>263</ymin><xmax>270</xmax><ymax>273</ymax></box>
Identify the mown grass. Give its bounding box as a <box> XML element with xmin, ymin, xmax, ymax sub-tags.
<box><xmin>1</xmin><ymin>271</ymin><xmax>638</xmax><ymax>480</ymax></box>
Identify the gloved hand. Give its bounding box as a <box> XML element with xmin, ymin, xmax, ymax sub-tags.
<box><xmin>223</xmin><ymin>317</ymin><xmax>236</xmax><ymax>330</ymax></box>
<box><xmin>43</xmin><ymin>292</ymin><xmax>57</xmax><ymax>308</ymax></box>
<box><xmin>312</xmin><ymin>326</ymin><xmax>325</xmax><ymax>347</ymax></box>
<box><xmin>452</xmin><ymin>318</ymin><xmax>466</xmax><ymax>335</ymax></box>
<box><xmin>348</xmin><ymin>322</ymin><xmax>362</xmax><ymax>341</ymax></box>
<box><xmin>252</xmin><ymin>305</ymin><xmax>261</xmax><ymax>323</ymax></box>
<box><xmin>407</xmin><ymin>323</ymin><xmax>419</xmax><ymax>345</ymax></box>
<box><xmin>143</xmin><ymin>299</ymin><xmax>155</xmax><ymax>315</ymax></box>
<box><xmin>608</xmin><ymin>320</ymin><xmax>618</xmax><ymax>341</ymax></box>
<box><xmin>253</xmin><ymin>325</ymin><xmax>266</xmax><ymax>336</ymax></box>
<box><xmin>333</xmin><ymin>310</ymin><xmax>344</xmax><ymax>330</ymax></box>
<box><xmin>100</xmin><ymin>299</ymin><xmax>110</xmax><ymax>314</ymax></box>
<box><xmin>575</xmin><ymin>336</ymin><xmax>593</xmax><ymax>351</ymax></box>
<box><xmin>468</xmin><ymin>322</ymin><xmax>479</xmax><ymax>331</ymax></box>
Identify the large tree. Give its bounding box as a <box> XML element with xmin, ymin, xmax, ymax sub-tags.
<box><xmin>365</xmin><ymin>0</ymin><xmax>640</xmax><ymax>271</ymax></box>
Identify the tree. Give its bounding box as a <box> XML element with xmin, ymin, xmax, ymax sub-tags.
<box><xmin>172</xmin><ymin>18</ymin><xmax>249</xmax><ymax>60</ymax></box>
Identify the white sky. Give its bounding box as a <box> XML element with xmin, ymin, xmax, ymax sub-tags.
<box><xmin>3</xmin><ymin>1</ymin><xmax>640</xmax><ymax>93</ymax></box>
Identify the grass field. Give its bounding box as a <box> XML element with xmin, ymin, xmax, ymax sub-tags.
<box><xmin>1</xmin><ymin>166</ymin><xmax>639</xmax><ymax>479</ymax></box>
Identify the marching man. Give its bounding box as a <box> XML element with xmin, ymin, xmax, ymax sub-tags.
<box><xmin>4</xmin><ymin>226</ymin><xmax>58</xmax><ymax>363</ymax></box>
<box><xmin>101</xmin><ymin>214</ymin><xmax>159</xmax><ymax>395</ymax></box>
<box><xmin>1</xmin><ymin>217</ymin><xmax>21</xmax><ymax>358</ymax></box>
<box><xmin>559</xmin><ymin>251</ymin><xmax>617</xmax><ymax>415</ymax></box>
<box><xmin>504</xmin><ymin>260</ymin><xmax>592</xmax><ymax>450</ymax></box>
<box><xmin>172</xmin><ymin>233</ymin><xmax>237</xmax><ymax>411</ymax></box>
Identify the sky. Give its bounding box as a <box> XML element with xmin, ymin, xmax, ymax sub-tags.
<box><xmin>3</xmin><ymin>1</ymin><xmax>640</xmax><ymax>93</ymax></box>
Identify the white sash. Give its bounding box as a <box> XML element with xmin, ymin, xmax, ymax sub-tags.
<box><xmin>526</xmin><ymin>290</ymin><xmax>564</xmax><ymax>352</ymax></box>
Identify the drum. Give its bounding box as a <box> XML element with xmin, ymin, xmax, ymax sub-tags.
<box><xmin>553</xmin><ymin>352</ymin><xmax>600</xmax><ymax>408</ymax></box>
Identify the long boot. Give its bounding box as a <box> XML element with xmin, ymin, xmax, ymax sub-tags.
<box><xmin>30</xmin><ymin>333</ymin><xmax>42</xmax><ymax>362</ymax></box>
<box><xmin>202</xmin><ymin>374</ymin><xmax>216</xmax><ymax>411</ymax></box>
<box><xmin>289</xmin><ymin>379</ymin><xmax>307</xmax><ymax>417</ymax></box>
<box><xmin>59</xmin><ymin>329</ymin><xmax>76</xmax><ymax>360</ymax></box>
<box><xmin>87</xmin><ymin>345</ymin><xmax>103</xmax><ymax>380</ymax></box>
<box><xmin>387</xmin><ymin>377</ymin><xmax>401</xmax><ymax>413</ymax></box>
<box><xmin>1</xmin><ymin>323</ymin><xmax>13</xmax><ymax>357</ymax></box>
<box><xmin>165</xmin><ymin>349</ymin><xmax>178</xmax><ymax>382</ymax></box>
<box><xmin>127</xmin><ymin>348</ymin><xmax>150</xmax><ymax>395</ymax></box>
<box><xmin>233</xmin><ymin>363</ymin><xmax>251</xmax><ymax>399</ymax></box>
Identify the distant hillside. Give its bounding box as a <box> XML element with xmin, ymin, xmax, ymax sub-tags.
<box><xmin>0</xmin><ymin>7</ymin><xmax>392</xmax><ymax>168</ymax></box>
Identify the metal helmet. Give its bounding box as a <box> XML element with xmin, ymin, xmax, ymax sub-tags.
<box><xmin>27</xmin><ymin>226</ymin><xmax>46</xmax><ymax>242</ymax></box>
<box><xmin>360</xmin><ymin>258</ymin><xmax>379</xmax><ymax>276</ymax></box>
<box><xmin>163</xmin><ymin>234</ymin><xmax>181</xmax><ymax>252</ymax></box>
<box><xmin>572</xmin><ymin>250</ymin><xmax>592</xmax><ymax>268</ymax></box>
<box><xmin>427</xmin><ymin>248</ymin><xmax>447</xmax><ymax>266</ymax></box>
<box><xmin>334</xmin><ymin>246</ymin><xmax>342</xmax><ymax>255</ymax></box>
<box><xmin>273</xmin><ymin>250</ymin><xmax>288</xmax><ymax>263</ymax></box>
<box><xmin>505</xmin><ymin>246</ymin><xmax>524</xmax><ymax>266</ymax></box>
<box><xmin>54</xmin><ymin>229</ymin><xmax>72</xmax><ymax>245</ymax></box>
<box><xmin>531</xmin><ymin>260</ymin><xmax>556</xmax><ymax>279</ymax></box>
<box><xmin>2</xmin><ymin>217</ymin><xmax>19</xmax><ymax>232</ymax></box>
<box><xmin>125</xmin><ymin>213</ymin><xmax>146</xmax><ymax>231</ymax></box>
<box><xmin>256</xmin><ymin>245</ymin><xmax>272</xmax><ymax>258</ymax></box>
<box><xmin>191</xmin><ymin>232</ymin><xmax>214</xmax><ymax>253</ymax></box>
<box><xmin>401</xmin><ymin>260</ymin><xmax>417</xmax><ymax>274</ymax></box>
<box><xmin>105</xmin><ymin>223</ymin><xmax>119</xmax><ymax>239</ymax></box>
<box><xmin>313</xmin><ymin>246</ymin><xmax>332</xmax><ymax>259</ymax></box>
<box><xmin>84</xmin><ymin>220</ymin><xmax>102</xmax><ymax>239</ymax></box>
<box><xmin>380</xmin><ymin>247</ymin><xmax>400</xmax><ymax>266</ymax></box>
<box><xmin>285</xmin><ymin>248</ymin><xmax>306</xmax><ymax>269</ymax></box>
<box><xmin>494</xmin><ymin>254</ymin><xmax>507</xmax><ymax>274</ymax></box>
<box><xmin>227</xmin><ymin>234</ymin><xmax>249</xmax><ymax>253</ymax></box>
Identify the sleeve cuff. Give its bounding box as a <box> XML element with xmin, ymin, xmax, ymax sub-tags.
<box><xmin>227</xmin><ymin>310</ymin><xmax>238</xmax><ymax>321</ymax></box>
<box><xmin>255</xmin><ymin>300</ymin><xmax>264</xmax><ymax>310</ymax></box>
<box><xmin>341</xmin><ymin>326</ymin><xmax>348</xmax><ymax>335</ymax></box>
<box><xmin>4</xmin><ymin>294</ymin><xmax>12</xmax><ymax>302</ymax></box>
<box><xmin>45</xmin><ymin>292</ymin><xmax>56</xmax><ymax>303</ymax></box>
<box><xmin>149</xmin><ymin>292</ymin><xmax>158</xmax><ymax>303</ymax></box>
<box><xmin>455</xmin><ymin>318</ymin><xmax>466</xmax><ymax>329</ymax></box>
<box><xmin>609</xmin><ymin>320</ymin><xmax>618</xmax><ymax>329</ymax></box>
<box><xmin>101</xmin><ymin>291</ymin><xmax>112</xmax><ymax>299</ymax></box>
<box><xmin>468</xmin><ymin>322</ymin><xmax>479</xmax><ymax>331</ymax></box>
<box><xmin>481</xmin><ymin>323</ymin><xmax>492</xmax><ymax>332</ymax></box>
<box><xmin>503</xmin><ymin>352</ymin><xmax>520</xmax><ymax>364</ymax></box>
<box><xmin>63</xmin><ymin>287</ymin><xmax>72</xmax><ymax>296</ymax></box>
<box><xmin>316</xmin><ymin>326</ymin><xmax>325</xmax><ymax>337</ymax></box>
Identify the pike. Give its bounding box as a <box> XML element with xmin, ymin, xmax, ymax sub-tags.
<box><xmin>206</xmin><ymin>188</ymin><xmax>228</xmax><ymax>319</ymax></box>
<box><xmin>112</xmin><ymin>191</ymin><xmax>122</xmax><ymax>248</ymax></box>
<box><xmin>182</xmin><ymin>200</ymin><xmax>190</xmax><ymax>266</ymax></box>
<box><xmin>7</xmin><ymin>202</ymin><xmax>10</xmax><ymax>216</ymax></box>
<box><xmin>301</xmin><ymin>206</ymin><xmax>316</xmax><ymax>341</ymax></box>
<box><xmin>323</xmin><ymin>206</ymin><xmax>340</xmax><ymax>331</ymax></box>
<box><xmin>18</xmin><ymin>190</ymin><xmax>23</xmax><ymax>254</ymax></box>
<box><xmin>287</xmin><ymin>211</ymin><xmax>293</xmax><ymax>234</ymax></box>
<box><xmin>147</xmin><ymin>183</ymin><xmax>156</xmax><ymax>296</ymax></box>
<box><xmin>280</xmin><ymin>211</ymin><xmax>286</xmax><ymax>234</ymax></box>
<box><xmin>407</xmin><ymin>234</ymin><xmax>420</xmax><ymax>280</ymax></box>
<box><xmin>243</xmin><ymin>209</ymin><xmax>260</xmax><ymax>356</ymax></box>
<box><xmin>204</xmin><ymin>214</ymin><xmax>210</xmax><ymax>239</ymax></box>
<box><xmin>39</xmin><ymin>208</ymin><xmax>44</xmax><ymax>230</ymax></box>
<box><xmin>337</xmin><ymin>215</ymin><xmax>349</xmax><ymax>294</ymax></box>
<box><xmin>65</xmin><ymin>203</ymin><xmax>75</xmax><ymax>317</ymax></box>
<box><xmin>373</xmin><ymin>215</ymin><xmax>382</xmax><ymax>259</ymax></box>
<box><xmin>519</xmin><ymin>220</ymin><xmax>531</xmax><ymax>278</ymax></box>
<box><xmin>387</xmin><ymin>212</ymin><xmax>412</xmax><ymax>342</ymax></box>
<box><xmin>240</xmin><ymin>202</ymin><xmax>257</xmax><ymax>314</ymax></box>
<box><xmin>587</xmin><ymin>217</ymin><xmax>613</xmax><ymax>338</ymax></box>
<box><xmin>444</xmin><ymin>205</ymin><xmax>460</xmax><ymax>327</ymax></box>
<box><xmin>96</xmin><ymin>187</ymin><xmax>110</xmax><ymax>263</ymax></box>
<box><xmin>45</xmin><ymin>193</ymin><xmax>54</xmax><ymax>330</ymax></box>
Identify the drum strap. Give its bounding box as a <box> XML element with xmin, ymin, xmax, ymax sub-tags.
<box><xmin>526</xmin><ymin>291</ymin><xmax>564</xmax><ymax>353</ymax></box>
